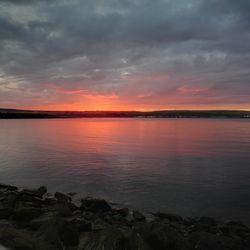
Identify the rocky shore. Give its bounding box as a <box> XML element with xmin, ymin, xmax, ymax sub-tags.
<box><xmin>0</xmin><ymin>183</ymin><xmax>249</xmax><ymax>250</ymax></box>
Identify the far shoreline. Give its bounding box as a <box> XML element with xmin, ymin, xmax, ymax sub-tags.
<box><xmin>1</xmin><ymin>109</ymin><xmax>250</xmax><ymax>119</ymax></box>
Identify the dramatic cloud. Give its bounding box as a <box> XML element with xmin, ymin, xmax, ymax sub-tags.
<box><xmin>0</xmin><ymin>0</ymin><xmax>250</xmax><ymax>110</ymax></box>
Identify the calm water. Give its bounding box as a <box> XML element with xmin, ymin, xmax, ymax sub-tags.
<box><xmin>0</xmin><ymin>118</ymin><xmax>250</xmax><ymax>223</ymax></box>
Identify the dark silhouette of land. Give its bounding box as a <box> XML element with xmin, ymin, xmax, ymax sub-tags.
<box><xmin>0</xmin><ymin>108</ymin><xmax>249</xmax><ymax>119</ymax></box>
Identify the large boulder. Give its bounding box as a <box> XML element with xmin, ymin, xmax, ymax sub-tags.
<box><xmin>21</xmin><ymin>186</ymin><xmax>47</xmax><ymax>199</ymax></box>
<box><xmin>54</xmin><ymin>192</ymin><xmax>72</xmax><ymax>203</ymax></box>
<box><xmin>53</xmin><ymin>202</ymin><xmax>73</xmax><ymax>217</ymax></box>
<box><xmin>68</xmin><ymin>218</ymin><xmax>92</xmax><ymax>232</ymax></box>
<box><xmin>78</xmin><ymin>226</ymin><xmax>129</xmax><ymax>250</ymax></box>
<box><xmin>222</xmin><ymin>221</ymin><xmax>250</xmax><ymax>239</ymax></box>
<box><xmin>0</xmin><ymin>184</ymin><xmax>18</xmax><ymax>191</ymax></box>
<box><xmin>113</xmin><ymin>208</ymin><xmax>130</xmax><ymax>217</ymax></box>
<box><xmin>81</xmin><ymin>197</ymin><xmax>112</xmax><ymax>213</ymax></box>
<box><xmin>29</xmin><ymin>212</ymin><xmax>58</xmax><ymax>231</ymax></box>
<box><xmin>12</xmin><ymin>206</ymin><xmax>44</xmax><ymax>223</ymax></box>
<box><xmin>0</xmin><ymin>223</ymin><xmax>35</xmax><ymax>250</ymax></box>
<box><xmin>199</xmin><ymin>217</ymin><xmax>217</xmax><ymax>227</ymax></box>
<box><xmin>133</xmin><ymin>211</ymin><xmax>146</xmax><ymax>221</ymax></box>
<box><xmin>134</xmin><ymin>221</ymin><xmax>190</xmax><ymax>250</ymax></box>
<box><xmin>36</xmin><ymin>216</ymin><xmax>79</xmax><ymax>248</ymax></box>
<box><xmin>0</xmin><ymin>192</ymin><xmax>19</xmax><ymax>219</ymax></box>
<box><xmin>154</xmin><ymin>212</ymin><xmax>183</xmax><ymax>222</ymax></box>
<box><xmin>189</xmin><ymin>231</ymin><xmax>244</xmax><ymax>250</ymax></box>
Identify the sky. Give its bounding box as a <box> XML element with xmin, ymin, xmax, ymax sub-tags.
<box><xmin>0</xmin><ymin>0</ymin><xmax>250</xmax><ymax>111</ymax></box>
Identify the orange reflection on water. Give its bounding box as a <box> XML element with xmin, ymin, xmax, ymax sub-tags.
<box><xmin>28</xmin><ymin>118</ymin><xmax>249</xmax><ymax>160</ymax></box>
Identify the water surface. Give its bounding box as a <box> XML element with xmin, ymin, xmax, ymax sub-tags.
<box><xmin>0</xmin><ymin>118</ymin><xmax>250</xmax><ymax>223</ymax></box>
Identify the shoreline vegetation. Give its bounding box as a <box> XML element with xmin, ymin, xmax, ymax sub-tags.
<box><xmin>0</xmin><ymin>183</ymin><xmax>250</xmax><ymax>249</ymax></box>
<box><xmin>0</xmin><ymin>108</ymin><xmax>250</xmax><ymax>119</ymax></box>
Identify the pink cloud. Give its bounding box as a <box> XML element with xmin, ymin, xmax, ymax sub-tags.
<box><xmin>124</xmin><ymin>73</ymin><xmax>169</xmax><ymax>82</ymax></box>
<box><xmin>44</xmin><ymin>83</ymin><xmax>87</xmax><ymax>94</ymax></box>
<box><xmin>177</xmin><ymin>85</ymin><xmax>209</xmax><ymax>94</ymax></box>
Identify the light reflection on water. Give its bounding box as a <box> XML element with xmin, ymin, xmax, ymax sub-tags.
<box><xmin>0</xmin><ymin>118</ymin><xmax>250</xmax><ymax>223</ymax></box>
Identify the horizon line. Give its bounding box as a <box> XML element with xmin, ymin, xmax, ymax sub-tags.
<box><xmin>1</xmin><ymin>108</ymin><xmax>250</xmax><ymax>112</ymax></box>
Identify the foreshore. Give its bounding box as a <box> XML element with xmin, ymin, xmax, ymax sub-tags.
<box><xmin>0</xmin><ymin>183</ymin><xmax>249</xmax><ymax>250</ymax></box>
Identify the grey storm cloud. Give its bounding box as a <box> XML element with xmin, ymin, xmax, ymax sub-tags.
<box><xmin>0</xmin><ymin>0</ymin><xmax>250</xmax><ymax>109</ymax></box>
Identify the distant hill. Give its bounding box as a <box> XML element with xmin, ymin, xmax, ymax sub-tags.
<box><xmin>0</xmin><ymin>109</ymin><xmax>249</xmax><ymax>119</ymax></box>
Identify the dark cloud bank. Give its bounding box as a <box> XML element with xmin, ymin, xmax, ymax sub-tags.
<box><xmin>0</xmin><ymin>0</ymin><xmax>250</xmax><ymax>109</ymax></box>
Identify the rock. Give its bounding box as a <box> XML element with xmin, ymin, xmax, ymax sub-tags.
<box><xmin>37</xmin><ymin>216</ymin><xmax>79</xmax><ymax>248</ymax></box>
<box><xmin>4</xmin><ymin>192</ymin><xmax>18</xmax><ymax>208</ymax></box>
<box><xmin>82</xmin><ymin>211</ymin><xmax>96</xmax><ymax>221</ymax></box>
<box><xmin>134</xmin><ymin>221</ymin><xmax>189</xmax><ymax>250</ymax></box>
<box><xmin>0</xmin><ymin>184</ymin><xmax>18</xmax><ymax>191</ymax></box>
<box><xmin>199</xmin><ymin>217</ymin><xmax>218</xmax><ymax>227</ymax></box>
<box><xmin>44</xmin><ymin>197</ymin><xmax>57</xmax><ymax>206</ymax></box>
<box><xmin>133</xmin><ymin>210</ymin><xmax>146</xmax><ymax>221</ymax></box>
<box><xmin>18</xmin><ymin>193</ymin><xmax>44</xmax><ymax>205</ymax></box>
<box><xmin>0</xmin><ymin>201</ymin><xmax>11</xmax><ymax>219</ymax></box>
<box><xmin>0</xmin><ymin>192</ymin><xmax>19</xmax><ymax>219</ymax></box>
<box><xmin>78</xmin><ymin>226</ymin><xmax>129</xmax><ymax>250</ymax></box>
<box><xmin>125</xmin><ymin>230</ymin><xmax>152</xmax><ymax>250</ymax></box>
<box><xmin>81</xmin><ymin>197</ymin><xmax>112</xmax><ymax>213</ymax></box>
<box><xmin>12</xmin><ymin>207</ymin><xmax>44</xmax><ymax>222</ymax></box>
<box><xmin>54</xmin><ymin>192</ymin><xmax>72</xmax><ymax>202</ymax></box>
<box><xmin>114</xmin><ymin>208</ymin><xmax>130</xmax><ymax>217</ymax></box>
<box><xmin>54</xmin><ymin>202</ymin><xmax>73</xmax><ymax>217</ymax></box>
<box><xmin>29</xmin><ymin>212</ymin><xmax>57</xmax><ymax>230</ymax></box>
<box><xmin>225</xmin><ymin>221</ymin><xmax>250</xmax><ymax>238</ymax></box>
<box><xmin>37</xmin><ymin>186</ymin><xmax>47</xmax><ymax>196</ymax></box>
<box><xmin>68</xmin><ymin>218</ymin><xmax>92</xmax><ymax>232</ymax></box>
<box><xmin>91</xmin><ymin>218</ymin><xmax>109</xmax><ymax>230</ymax></box>
<box><xmin>227</xmin><ymin>220</ymin><xmax>249</xmax><ymax>229</ymax></box>
<box><xmin>67</xmin><ymin>192</ymin><xmax>77</xmax><ymax>196</ymax></box>
<box><xmin>0</xmin><ymin>244</ymin><xmax>8</xmax><ymax>250</ymax></box>
<box><xmin>183</xmin><ymin>217</ymin><xmax>197</xmax><ymax>227</ymax></box>
<box><xmin>21</xmin><ymin>186</ymin><xmax>47</xmax><ymax>199</ymax></box>
<box><xmin>154</xmin><ymin>212</ymin><xmax>183</xmax><ymax>222</ymax></box>
<box><xmin>189</xmin><ymin>231</ymin><xmax>243</xmax><ymax>250</ymax></box>
<box><xmin>0</xmin><ymin>223</ymin><xmax>35</xmax><ymax>250</ymax></box>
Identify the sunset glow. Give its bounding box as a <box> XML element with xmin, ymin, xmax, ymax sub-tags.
<box><xmin>0</xmin><ymin>0</ymin><xmax>250</xmax><ymax>111</ymax></box>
